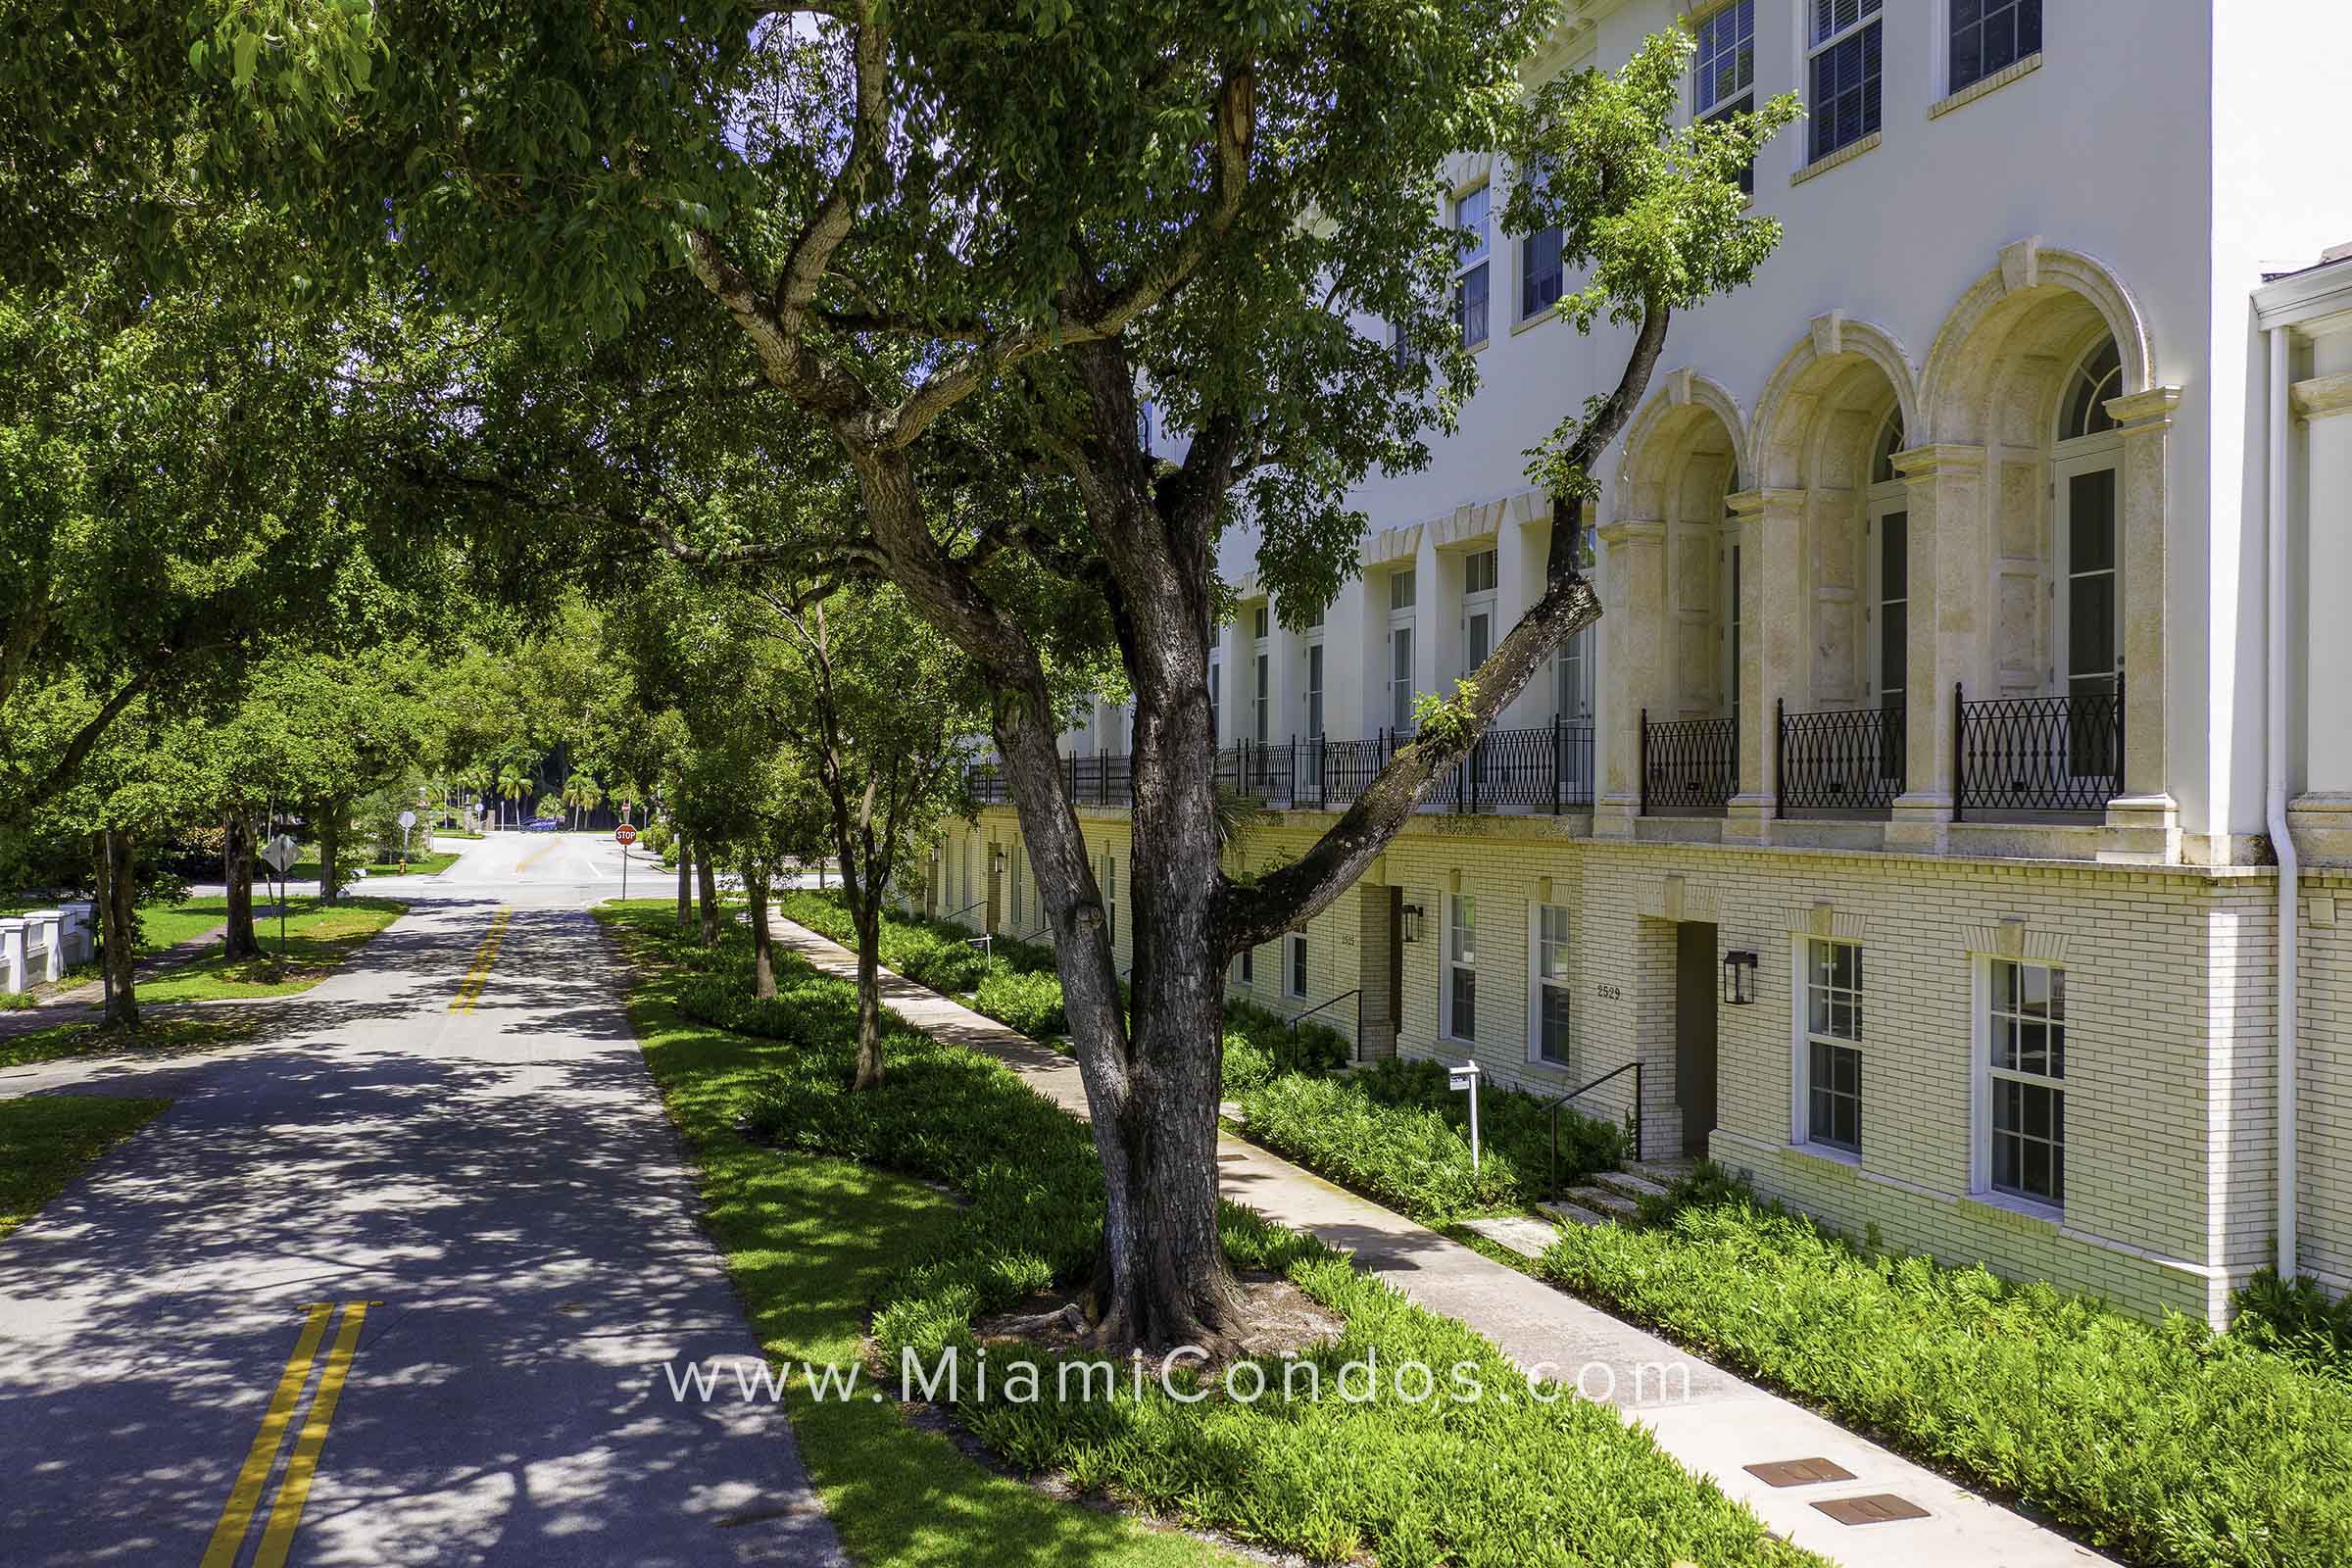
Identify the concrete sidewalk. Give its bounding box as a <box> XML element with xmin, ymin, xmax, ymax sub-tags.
<box><xmin>766</xmin><ymin>914</ymin><xmax>2111</xmax><ymax>1568</ymax></box>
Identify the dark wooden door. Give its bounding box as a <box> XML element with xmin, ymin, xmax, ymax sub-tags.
<box><xmin>1675</xmin><ymin>921</ymin><xmax>1720</xmax><ymax>1157</ymax></box>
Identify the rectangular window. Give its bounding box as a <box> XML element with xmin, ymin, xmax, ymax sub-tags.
<box><xmin>1208</xmin><ymin>662</ymin><xmax>1221</xmax><ymax>745</ymax></box>
<box><xmin>1521</xmin><ymin>224</ymin><xmax>1564</xmax><ymax>319</ymax></box>
<box><xmin>1694</xmin><ymin>0</ymin><xmax>1757</xmax><ymax>195</ymax></box>
<box><xmin>1463</xmin><ymin>548</ymin><xmax>1498</xmax><ymax>596</ymax></box>
<box><xmin>1807</xmin><ymin>0</ymin><xmax>1883</xmax><ymax>165</ymax></box>
<box><xmin>1287</xmin><ymin>932</ymin><xmax>1308</xmax><ymax>999</ymax></box>
<box><xmin>1102</xmin><ymin>854</ymin><xmax>1116</xmax><ymax>949</ymax></box>
<box><xmin>1446</xmin><ymin>894</ymin><xmax>1478</xmax><ymax>1041</ymax></box>
<box><xmin>1391</xmin><ymin>625</ymin><xmax>1415</xmax><ymax>731</ymax></box>
<box><xmin>1390</xmin><ymin>567</ymin><xmax>1417</xmax><ymax>611</ymax></box>
<box><xmin>1950</xmin><ymin>0</ymin><xmax>2040</xmax><ymax>95</ymax></box>
<box><xmin>1254</xmin><ymin>652</ymin><xmax>1270</xmax><ymax>745</ymax></box>
<box><xmin>1452</xmin><ymin>185</ymin><xmax>1491</xmax><ymax>348</ymax></box>
<box><xmin>1803</xmin><ymin>937</ymin><xmax>1862</xmax><ymax>1152</ymax></box>
<box><xmin>1534</xmin><ymin>905</ymin><xmax>1573</xmax><ymax>1066</ymax></box>
<box><xmin>1240</xmin><ymin>946</ymin><xmax>1253</xmax><ymax>985</ymax></box>
<box><xmin>1010</xmin><ymin>845</ymin><xmax>1023</xmax><ymax>931</ymax></box>
<box><xmin>1987</xmin><ymin>959</ymin><xmax>2065</xmax><ymax>1204</ymax></box>
<box><xmin>1253</xmin><ymin>605</ymin><xmax>1269</xmax><ymax>641</ymax></box>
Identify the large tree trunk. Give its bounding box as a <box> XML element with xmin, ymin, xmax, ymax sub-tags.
<box><xmin>675</xmin><ymin>840</ymin><xmax>693</xmax><ymax>928</ymax></box>
<box><xmin>748</xmin><ymin>864</ymin><xmax>776</xmax><ymax>1001</ymax></box>
<box><xmin>317</xmin><ymin>803</ymin><xmax>344</xmax><ymax>906</ymax></box>
<box><xmin>94</xmin><ymin>829</ymin><xmax>139</xmax><ymax>1030</ymax></box>
<box><xmin>221</xmin><ymin>812</ymin><xmax>260</xmax><ymax>960</ymax></box>
<box><xmin>848</xmin><ymin>887</ymin><xmax>886</xmax><ymax>1091</ymax></box>
<box><xmin>697</xmin><ymin>852</ymin><xmax>720</xmax><ymax>946</ymax></box>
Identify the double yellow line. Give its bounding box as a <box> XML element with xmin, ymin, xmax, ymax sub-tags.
<box><xmin>450</xmin><ymin>907</ymin><xmax>513</xmax><ymax>1013</ymax></box>
<box><xmin>201</xmin><ymin>1300</ymin><xmax>371</xmax><ymax>1568</ymax></box>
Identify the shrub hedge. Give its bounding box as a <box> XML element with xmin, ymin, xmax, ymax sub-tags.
<box><xmin>1542</xmin><ymin>1194</ymin><xmax>2352</xmax><ymax>1568</ymax></box>
<box><xmin>618</xmin><ymin>919</ymin><xmax>1816</xmax><ymax>1567</ymax></box>
<box><xmin>774</xmin><ymin>890</ymin><xmax>1349</xmax><ymax>1098</ymax></box>
<box><xmin>1236</xmin><ymin>1061</ymin><xmax>1622</xmax><ymax>1226</ymax></box>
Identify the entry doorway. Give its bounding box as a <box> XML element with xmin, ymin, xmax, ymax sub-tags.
<box><xmin>1674</xmin><ymin>922</ymin><xmax>1720</xmax><ymax>1157</ymax></box>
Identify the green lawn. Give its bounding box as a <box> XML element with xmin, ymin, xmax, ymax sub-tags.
<box><xmin>285</xmin><ymin>850</ymin><xmax>461</xmax><ymax>880</ymax></box>
<box><xmin>0</xmin><ymin>1096</ymin><xmax>172</xmax><ymax>1239</ymax></box>
<box><xmin>600</xmin><ymin>899</ymin><xmax>1247</xmax><ymax>1568</ymax></box>
<box><xmin>141</xmin><ymin>896</ymin><xmax>406</xmax><ymax>1002</ymax></box>
<box><xmin>0</xmin><ymin>1012</ymin><xmax>262</xmax><ymax>1072</ymax></box>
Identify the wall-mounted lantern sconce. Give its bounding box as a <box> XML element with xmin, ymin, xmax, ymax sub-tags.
<box><xmin>1400</xmin><ymin>904</ymin><xmax>1425</xmax><ymax>945</ymax></box>
<box><xmin>1722</xmin><ymin>949</ymin><xmax>1759</xmax><ymax>1005</ymax></box>
<box><xmin>990</xmin><ymin>845</ymin><xmax>1006</xmax><ymax>874</ymax></box>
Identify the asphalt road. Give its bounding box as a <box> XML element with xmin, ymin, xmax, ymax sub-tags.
<box><xmin>0</xmin><ymin>834</ymin><xmax>843</xmax><ymax>1567</ymax></box>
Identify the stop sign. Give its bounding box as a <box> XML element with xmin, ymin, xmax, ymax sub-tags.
<box><xmin>614</xmin><ymin>824</ymin><xmax>638</xmax><ymax>846</ymax></box>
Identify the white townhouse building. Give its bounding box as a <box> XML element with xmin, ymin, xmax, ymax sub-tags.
<box><xmin>941</xmin><ymin>0</ymin><xmax>2352</xmax><ymax>1325</ymax></box>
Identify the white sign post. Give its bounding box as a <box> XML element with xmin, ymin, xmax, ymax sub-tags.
<box><xmin>260</xmin><ymin>833</ymin><xmax>300</xmax><ymax>957</ymax></box>
<box><xmin>1449</xmin><ymin>1059</ymin><xmax>1482</xmax><ymax>1174</ymax></box>
<box><xmin>398</xmin><ymin>809</ymin><xmax>417</xmax><ymax>872</ymax></box>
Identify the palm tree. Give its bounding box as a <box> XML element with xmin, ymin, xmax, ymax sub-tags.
<box><xmin>495</xmin><ymin>760</ymin><xmax>531</xmax><ymax>830</ymax></box>
<box><xmin>562</xmin><ymin>773</ymin><xmax>603</xmax><ymax>831</ymax></box>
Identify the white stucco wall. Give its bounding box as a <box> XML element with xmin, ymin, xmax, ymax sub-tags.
<box><xmin>1212</xmin><ymin>0</ymin><xmax>2268</xmax><ymax>840</ymax></box>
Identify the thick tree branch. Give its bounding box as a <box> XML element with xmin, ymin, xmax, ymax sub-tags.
<box><xmin>1225</xmin><ymin>301</ymin><xmax>1672</xmax><ymax>953</ymax></box>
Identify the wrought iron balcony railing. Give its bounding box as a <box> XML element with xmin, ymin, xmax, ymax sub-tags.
<box><xmin>1777</xmin><ymin>700</ymin><xmax>1905</xmax><ymax>815</ymax></box>
<box><xmin>962</xmin><ymin>720</ymin><xmax>1597</xmax><ymax>818</ymax></box>
<box><xmin>1954</xmin><ymin>680</ymin><xmax>2122</xmax><ymax>818</ymax></box>
<box><xmin>1639</xmin><ymin>710</ymin><xmax>1738</xmax><ymax>814</ymax></box>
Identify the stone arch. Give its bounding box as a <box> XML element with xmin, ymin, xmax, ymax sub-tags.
<box><xmin>1613</xmin><ymin>368</ymin><xmax>1749</xmax><ymax>523</ymax></box>
<box><xmin>1614</xmin><ymin>378</ymin><xmax>1743</xmax><ymax>723</ymax></box>
<box><xmin>1918</xmin><ymin>237</ymin><xmax>2153</xmax><ymax>446</ymax></box>
<box><xmin>1748</xmin><ymin>313</ymin><xmax>1921</xmax><ymax>491</ymax></box>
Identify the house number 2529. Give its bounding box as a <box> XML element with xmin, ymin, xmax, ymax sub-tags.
<box><xmin>1594</xmin><ymin>983</ymin><xmax>1623</xmax><ymax>1001</ymax></box>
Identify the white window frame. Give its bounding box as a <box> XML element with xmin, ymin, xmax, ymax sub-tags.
<box><xmin>1286</xmin><ymin>931</ymin><xmax>1308</xmax><ymax>1000</ymax></box>
<box><xmin>1388</xmin><ymin>566</ymin><xmax>1418</xmax><ymax>734</ymax></box>
<box><xmin>1527</xmin><ymin>903</ymin><xmax>1574</xmax><ymax>1069</ymax></box>
<box><xmin>1971</xmin><ymin>956</ymin><xmax>2067</xmax><ymax>1211</ymax></box>
<box><xmin>1693</xmin><ymin>0</ymin><xmax>1758</xmax><ymax>194</ymax></box>
<box><xmin>1515</xmin><ymin>164</ymin><xmax>1563</xmax><ymax>323</ymax></box>
<box><xmin>2053</xmin><ymin>443</ymin><xmax>2123</xmax><ymax>702</ymax></box>
<box><xmin>1208</xmin><ymin>659</ymin><xmax>1222</xmax><ymax>746</ymax></box>
<box><xmin>1940</xmin><ymin>0</ymin><xmax>2042</xmax><ymax>99</ymax></box>
<box><xmin>1460</xmin><ymin>548</ymin><xmax>1498</xmax><ymax>683</ymax></box>
<box><xmin>1442</xmin><ymin>893</ymin><xmax>1478</xmax><ymax>1044</ymax></box>
<box><xmin>1101</xmin><ymin>851</ymin><xmax>1117</xmax><ymax>951</ymax></box>
<box><xmin>1801</xmin><ymin>0</ymin><xmax>1885</xmax><ymax>168</ymax></box>
<box><xmin>1451</xmin><ymin>183</ymin><xmax>1492</xmax><ymax>349</ymax></box>
<box><xmin>1865</xmin><ymin>491</ymin><xmax>1908</xmax><ymax>709</ymax></box>
<box><xmin>1250</xmin><ymin>606</ymin><xmax>1272</xmax><ymax>747</ymax></box>
<box><xmin>1239</xmin><ymin>945</ymin><xmax>1253</xmax><ymax>986</ymax></box>
<box><xmin>1789</xmin><ymin>935</ymin><xmax>1863</xmax><ymax>1157</ymax></box>
<box><xmin>1009</xmin><ymin>843</ymin><xmax>1024</xmax><ymax>931</ymax></box>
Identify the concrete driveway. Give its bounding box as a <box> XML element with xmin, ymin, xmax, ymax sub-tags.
<box><xmin>0</xmin><ymin>835</ymin><xmax>842</xmax><ymax>1566</ymax></box>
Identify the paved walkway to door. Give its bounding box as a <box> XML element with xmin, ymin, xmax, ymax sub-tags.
<box><xmin>766</xmin><ymin>914</ymin><xmax>2112</xmax><ymax>1568</ymax></box>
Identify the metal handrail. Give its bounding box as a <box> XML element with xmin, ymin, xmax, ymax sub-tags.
<box><xmin>1285</xmin><ymin>988</ymin><xmax>1363</xmax><ymax>1058</ymax></box>
<box><xmin>940</xmin><ymin>899</ymin><xmax>986</xmax><ymax>932</ymax></box>
<box><xmin>1549</xmin><ymin>1059</ymin><xmax>1643</xmax><ymax>1197</ymax></box>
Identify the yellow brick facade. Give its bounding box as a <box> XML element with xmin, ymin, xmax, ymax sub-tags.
<box><xmin>940</xmin><ymin>804</ymin><xmax>2328</xmax><ymax>1328</ymax></box>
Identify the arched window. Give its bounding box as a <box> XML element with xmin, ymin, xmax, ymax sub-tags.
<box><xmin>2061</xmin><ymin>337</ymin><xmax>2123</xmax><ymax>441</ymax></box>
<box><xmin>1870</xmin><ymin>408</ymin><xmax>1905</xmax><ymax>485</ymax></box>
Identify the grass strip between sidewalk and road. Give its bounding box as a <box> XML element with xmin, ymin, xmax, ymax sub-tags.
<box><xmin>0</xmin><ymin>1096</ymin><xmax>172</xmax><ymax>1239</ymax></box>
<box><xmin>599</xmin><ymin>900</ymin><xmax>1240</xmax><ymax>1568</ymax></box>
<box><xmin>0</xmin><ymin>1011</ymin><xmax>262</xmax><ymax>1073</ymax></box>
<box><xmin>601</xmin><ymin>898</ymin><xmax>1819</xmax><ymax>1568</ymax></box>
<box><xmin>140</xmin><ymin>897</ymin><xmax>406</xmax><ymax>1003</ymax></box>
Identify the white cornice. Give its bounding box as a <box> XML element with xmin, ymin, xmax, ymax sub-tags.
<box><xmin>2254</xmin><ymin>256</ymin><xmax>2352</xmax><ymax>338</ymax></box>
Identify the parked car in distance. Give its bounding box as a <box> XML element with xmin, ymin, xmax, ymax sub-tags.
<box><xmin>523</xmin><ymin>817</ymin><xmax>563</xmax><ymax>832</ymax></box>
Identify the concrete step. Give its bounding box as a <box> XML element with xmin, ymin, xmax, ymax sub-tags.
<box><xmin>1534</xmin><ymin>1200</ymin><xmax>1609</xmax><ymax>1227</ymax></box>
<box><xmin>1589</xmin><ymin>1169</ymin><xmax>1672</xmax><ymax>1204</ymax></box>
<box><xmin>1542</xmin><ymin>1186</ymin><xmax>1641</xmax><ymax>1223</ymax></box>
<box><xmin>1459</xmin><ymin>1213</ymin><xmax>1565</xmax><ymax>1259</ymax></box>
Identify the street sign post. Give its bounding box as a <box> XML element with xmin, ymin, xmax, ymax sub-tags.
<box><xmin>615</xmin><ymin>822</ymin><xmax>637</xmax><ymax>900</ymax></box>
<box><xmin>260</xmin><ymin>833</ymin><xmax>300</xmax><ymax>957</ymax></box>
<box><xmin>398</xmin><ymin>809</ymin><xmax>416</xmax><ymax>872</ymax></box>
<box><xmin>1448</xmin><ymin>1060</ymin><xmax>1482</xmax><ymax>1173</ymax></box>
